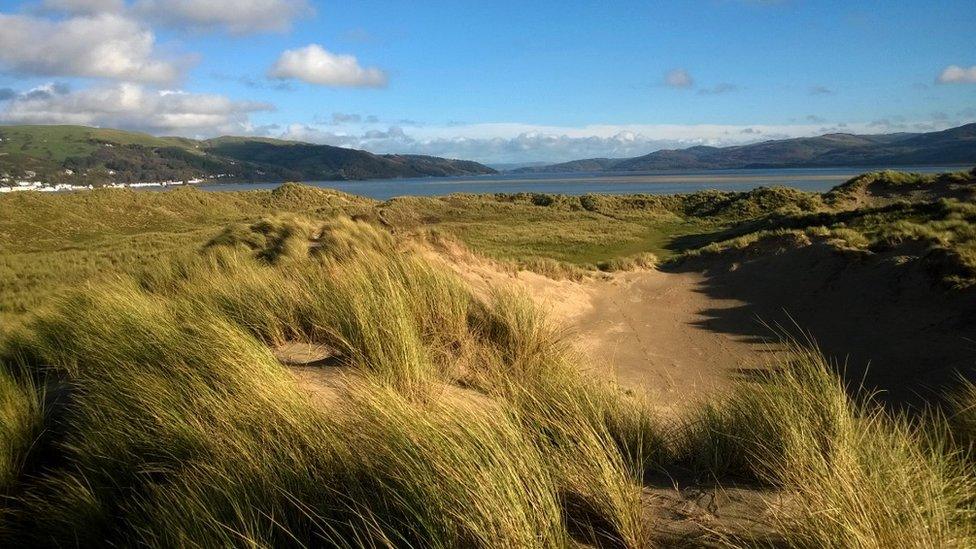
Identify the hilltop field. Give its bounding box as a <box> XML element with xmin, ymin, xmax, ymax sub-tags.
<box><xmin>2</xmin><ymin>168</ymin><xmax>976</xmax><ymax>546</ymax></box>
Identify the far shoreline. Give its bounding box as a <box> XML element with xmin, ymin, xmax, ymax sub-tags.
<box><xmin>2</xmin><ymin>164</ymin><xmax>970</xmax><ymax>200</ymax></box>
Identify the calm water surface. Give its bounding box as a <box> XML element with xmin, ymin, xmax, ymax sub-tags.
<box><xmin>194</xmin><ymin>165</ymin><xmax>966</xmax><ymax>200</ymax></box>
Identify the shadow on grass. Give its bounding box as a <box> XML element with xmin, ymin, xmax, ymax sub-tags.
<box><xmin>664</xmin><ymin>226</ymin><xmax>741</xmax><ymax>255</ymax></box>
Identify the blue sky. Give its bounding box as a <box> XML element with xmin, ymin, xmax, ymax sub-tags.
<box><xmin>0</xmin><ymin>0</ymin><xmax>974</xmax><ymax>164</ymax></box>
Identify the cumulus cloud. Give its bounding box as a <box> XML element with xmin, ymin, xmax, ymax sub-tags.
<box><xmin>290</xmin><ymin>128</ymin><xmax>713</xmax><ymax>164</ymax></box>
<box><xmin>40</xmin><ymin>0</ymin><xmax>125</xmax><ymax>14</ymax></box>
<box><xmin>0</xmin><ymin>13</ymin><xmax>183</xmax><ymax>83</ymax></box>
<box><xmin>937</xmin><ymin>65</ymin><xmax>976</xmax><ymax>84</ymax></box>
<box><xmin>0</xmin><ymin>83</ymin><xmax>272</xmax><ymax>134</ymax></box>
<box><xmin>268</xmin><ymin>44</ymin><xmax>387</xmax><ymax>87</ymax></box>
<box><xmin>664</xmin><ymin>68</ymin><xmax>694</xmax><ymax>88</ymax></box>
<box><xmin>134</xmin><ymin>0</ymin><xmax>311</xmax><ymax>34</ymax></box>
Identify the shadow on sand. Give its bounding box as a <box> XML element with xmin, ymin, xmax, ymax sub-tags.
<box><xmin>664</xmin><ymin>242</ymin><xmax>976</xmax><ymax>410</ymax></box>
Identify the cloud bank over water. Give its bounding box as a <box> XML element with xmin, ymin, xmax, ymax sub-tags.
<box><xmin>270</xmin><ymin>120</ymin><xmax>968</xmax><ymax>165</ymax></box>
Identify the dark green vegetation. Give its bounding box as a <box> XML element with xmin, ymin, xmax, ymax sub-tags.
<box><xmin>2</xmin><ymin>205</ymin><xmax>976</xmax><ymax>546</ymax></box>
<box><xmin>681</xmin><ymin>168</ymin><xmax>976</xmax><ymax>284</ymax></box>
<box><xmin>516</xmin><ymin>122</ymin><xmax>976</xmax><ymax>173</ymax></box>
<box><xmin>0</xmin><ymin>125</ymin><xmax>495</xmax><ymax>185</ymax></box>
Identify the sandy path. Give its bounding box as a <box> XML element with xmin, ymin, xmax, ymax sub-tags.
<box><xmin>450</xmin><ymin>256</ymin><xmax>777</xmax><ymax>408</ymax></box>
<box><xmin>567</xmin><ymin>270</ymin><xmax>775</xmax><ymax>406</ymax></box>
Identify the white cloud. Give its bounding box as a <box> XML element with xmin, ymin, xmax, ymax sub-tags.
<box><xmin>0</xmin><ymin>13</ymin><xmax>182</xmax><ymax>83</ymax></box>
<box><xmin>40</xmin><ymin>0</ymin><xmax>125</xmax><ymax>14</ymax></box>
<box><xmin>664</xmin><ymin>68</ymin><xmax>694</xmax><ymax>88</ymax></box>
<box><xmin>135</xmin><ymin>0</ymin><xmax>311</xmax><ymax>34</ymax></box>
<box><xmin>268</xmin><ymin>44</ymin><xmax>387</xmax><ymax>87</ymax></box>
<box><xmin>0</xmin><ymin>83</ymin><xmax>273</xmax><ymax>134</ymax></box>
<box><xmin>937</xmin><ymin>65</ymin><xmax>976</xmax><ymax>84</ymax></box>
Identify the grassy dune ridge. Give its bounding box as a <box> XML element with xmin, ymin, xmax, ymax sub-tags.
<box><xmin>5</xmin><ymin>168</ymin><xmax>973</xmax><ymax>327</ymax></box>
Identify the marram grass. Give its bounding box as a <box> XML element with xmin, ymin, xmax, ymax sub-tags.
<box><xmin>0</xmin><ymin>214</ymin><xmax>973</xmax><ymax>547</ymax></box>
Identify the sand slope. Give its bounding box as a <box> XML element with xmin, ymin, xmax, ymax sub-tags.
<box><xmin>448</xmin><ymin>255</ymin><xmax>778</xmax><ymax>408</ymax></box>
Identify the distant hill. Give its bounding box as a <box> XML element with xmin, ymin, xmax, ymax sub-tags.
<box><xmin>514</xmin><ymin>124</ymin><xmax>976</xmax><ymax>173</ymax></box>
<box><xmin>0</xmin><ymin>125</ymin><xmax>496</xmax><ymax>185</ymax></box>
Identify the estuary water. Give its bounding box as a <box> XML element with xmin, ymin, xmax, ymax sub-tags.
<box><xmin>193</xmin><ymin>165</ymin><xmax>967</xmax><ymax>200</ymax></box>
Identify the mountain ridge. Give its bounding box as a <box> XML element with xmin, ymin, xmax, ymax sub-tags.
<box><xmin>513</xmin><ymin>123</ymin><xmax>976</xmax><ymax>173</ymax></box>
<box><xmin>0</xmin><ymin>125</ymin><xmax>496</xmax><ymax>185</ymax></box>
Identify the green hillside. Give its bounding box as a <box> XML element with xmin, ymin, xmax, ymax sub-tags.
<box><xmin>0</xmin><ymin>125</ymin><xmax>495</xmax><ymax>185</ymax></box>
<box><xmin>0</xmin><ymin>125</ymin><xmax>189</xmax><ymax>162</ymax></box>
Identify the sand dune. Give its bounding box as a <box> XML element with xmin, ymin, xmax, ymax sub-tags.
<box><xmin>446</xmin><ymin>254</ymin><xmax>779</xmax><ymax>409</ymax></box>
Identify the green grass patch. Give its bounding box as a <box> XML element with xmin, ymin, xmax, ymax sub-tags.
<box><xmin>0</xmin><ymin>125</ymin><xmax>189</xmax><ymax>165</ymax></box>
<box><xmin>380</xmin><ymin>194</ymin><xmax>728</xmax><ymax>265</ymax></box>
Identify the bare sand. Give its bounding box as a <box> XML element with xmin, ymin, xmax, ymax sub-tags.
<box><xmin>448</xmin><ymin>254</ymin><xmax>779</xmax><ymax>409</ymax></box>
<box><xmin>566</xmin><ymin>270</ymin><xmax>775</xmax><ymax>405</ymax></box>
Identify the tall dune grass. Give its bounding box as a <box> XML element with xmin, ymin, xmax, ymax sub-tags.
<box><xmin>1</xmin><ymin>214</ymin><xmax>974</xmax><ymax>547</ymax></box>
<box><xmin>0</xmin><ymin>364</ymin><xmax>43</xmax><ymax>501</ymax></box>
<box><xmin>675</xmin><ymin>341</ymin><xmax>976</xmax><ymax>547</ymax></box>
<box><xmin>0</xmin><ymin>216</ymin><xmax>654</xmax><ymax>546</ymax></box>
<box><xmin>946</xmin><ymin>378</ymin><xmax>976</xmax><ymax>455</ymax></box>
